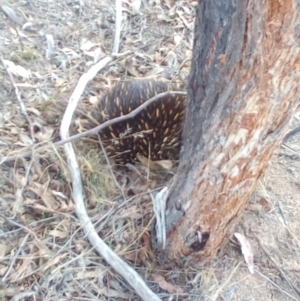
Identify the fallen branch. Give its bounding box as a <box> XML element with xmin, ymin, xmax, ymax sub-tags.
<box><xmin>59</xmin><ymin>70</ymin><xmax>162</xmax><ymax>298</ymax></box>
<box><xmin>59</xmin><ymin>0</ymin><xmax>161</xmax><ymax>299</ymax></box>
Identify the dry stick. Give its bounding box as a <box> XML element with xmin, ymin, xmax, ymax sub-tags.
<box><xmin>97</xmin><ymin>133</ymin><xmax>126</xmax><ymax>200</ymax></box>
<box><xmin>0</xmin><ymin>90</ymin><xmax>187</xmax><ymax>165</ymax></box>
<box><xmin>113</xmin><ymin>0</ymin><xmax>122</xmax><ymax>54</ymax></box>
<box><xmin>1</xmin><ymin>217</ymin><xmax>39</xmax><ymax>241</ymax></box>
<box><xmin>59</xmin><ymin>14</ymin><xmax>161</xmax><ymax>301</ymax></box>
<box><xmin>211</xmin><ymin>261</ymin><xmax>242</xmax><ymax>301</ymax></box>
<box><xmin>0</xmin><ymin>216</ymin><xmax>55</xmax><ymax>238</ymax></box>
<box><xmin>11</xmin><ymin>291</ymin><xmax>37</xmax><ymax>301</ymax></box>
<box><xmin>61</xmin><ymin>108</ymin><xmax>162</xmax><ymax>301</ymax></box>
<box><xmin>258</xmin><ymin>241</ymin><xmax>300</xmax><ymax>299</ymax></box>
<box><xmin>282</xmin><ymin>125</ymin><xmax>300</xmax><ymax>143</ymax></box>
<box><xmin>2</xmin><ymin>233</ymin><xmax>29</xmax><ymax>282</ymax></box>
<box><xmin>73</xmin><ymin>278</ymin><xmax>102</xmax><ymax>300</ymax></box>
<box><xmin>256</xmin><ymin>270</ymin><xmax>299</xmax><ymax>301</ymax></box>
<box><xmin>13</xmin><ymin>152</ymin><xmax>35</xmax><ymax>217</ymax></box>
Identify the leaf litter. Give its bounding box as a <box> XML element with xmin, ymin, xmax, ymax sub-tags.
<box><xmin>0</xmin><ymin>0</ymin><xmax>300</xmax><ymax>300</ymax></box>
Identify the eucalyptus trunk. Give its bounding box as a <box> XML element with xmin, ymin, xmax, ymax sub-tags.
<box><xmin>165</xmin><ymin>0</ymin><xmax>300</xmax><ymax>264</ymax></box>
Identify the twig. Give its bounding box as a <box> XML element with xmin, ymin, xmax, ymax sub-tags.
<box><xmin>2</xmin><ymin>233</ymin><xmax>30</xmax><ymax>283</ymax></box>
<box><xmin>10</xmin><ymin>291</ymin><xmax>37</xmax><ymax>301</ymax></box>
<box><xmin>258</xmin><ymin>240</ymin><xmax>300</xmax><ymax>300</ymax></box>
<box><xmin>178</xmin><ymin>58</ymin><xmax>191</xmax><ymax>84</ymax></box>
<box><xmin>211</xmin><ymin>261</ymin><xmax>242</xmax><ymax>301</ymax></box>
<box><xmin>176</xmin><ymin>9</ymin><xmax>194</xmax><ymax>31</ymax></box>
<box><xmin>0</xmin><ymin>90</ymin><xmax>186</xmax><ymax>165</ymax></box>
<box><xmin>1</xmin><ymin>215</ymin><xmax>39</xmax><ymax>241</ymax></box>
<box><xmin>256</xmin><ymin>270</ymin><xmax>299</xmax><ymax>301</ymax></box>
<box><xmin>281</xmin><ymin>143</ymin><xmax>300</xmax><ymax>156</ymax></box>
<box><xmin>97</xmin><ymin>133</ymin><xmax>126</xmax><ymax>200</ymax></box>
<box><xmin>113</xmin><ymin>0</ymin><xmax>122</xmax><ymax>54</ymax></box>
<box><xmin>51</xmin><ymin>251</ymin><xmax>86</xmax><ymax>276</ymax></box>
<box><xmin>13</xmin><ymin>151</ymin><xmax>35</xmax><ymax>217</ymax></box>
<box><xmin>0</xmin><ymin>216</ymin><xmax>56</xmax><ymax>238</ymax></box>
<box><xmin>282</xmin><ymin>125</ymin><xmax>300</xmax><ymax>142</ymax></box>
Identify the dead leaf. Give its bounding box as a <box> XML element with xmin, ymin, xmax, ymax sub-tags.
<box><xmin>0</xmin><ymin>265</ymin><xmax>8</xmax><ymax>277</ymax></box>
<box><xmin>8</xmin><ymin>26</ymin><xmax>18</xmax><ymax>36</ymax></box>
<box><xmin>93</xmin><ymin>285</ymin><xmax>131</xmax><ymax>299</ymax></box>
<box><xmin>153</xmin><ymin>160</ymin><xmax>173</xmax><ymax>170</ymax></box>
<box><xmin>136</xmin><ymin>153</ymin><xmax>173</xmax><ymax>170</ymax></box>
<box><xmin>10</xmin><ymin>127</ymin><xmax>20</xmax><ymax>135</ymax></box>
<box><xmin>22</xmin><ymin>21</ymin><xmax>45</xmax><ymax>32</ymax></box>
<box><xmin>122</xmin><ymin>251</ymin><xmax>141</xmax><ymax>264</ymax></box>
<box><xmin>3</xmin><ymin>286</ymin><xmax>22</xmax><ymax>297</ymax></box>
<box><xmin>259</xmin><ymin>197</ymin><xmax>271</xmax><ymax>212</ymax></box>
<box><xmin>55</xmin><ymin>77</ymin><xmax>67</xmax><ymax>87</ymax></box>
<box><xmin>51</xmin><ymin>191</ymin><xmax>68</xmax><ymax>200</ymax></box>
<box><xmin>132</xmin><ymin>0</ymin><xmax>141</xmax><ymax>13</ymax></box>
<box><xmin>0</xmin><ymin>244</ymin><xmax>7</xmax><ymax>258</ymax></box>
<box><xmin>123</xmin><ymin>59</ymin><xmax>140</xmax><ymax>77</ymax></box>
<box><xmin>26</xmin><ymin>107</ymin><xmax>41</xmax><ymax>116</ymax></box>
<box><xmin>234</xmin><ymin>233</ymin><xmax>254</xmax><ymax>274</ymax></box>
<box><xmin>32</xmin><ymin>160</ymin><xmax>44</xmax><ymax>178</ymax></box>
<box><xmin>89</xmin><ymin>95</ymin><xmax>98</xmax><ymax>104</ymax></box>
<box><xmin>3</xmin><ymin>60</ymin><xmax>31</xmax><ymax>79</ymax></box>
<box><xmin>40</xmin><ymin>253</ymin><xmax>68</xmax><ymax>272</ymax></box>
<box><xmin>46</xmin><ymin>34</ymin><xmax>55</xmax><ymax>58</ymax></box>
<box><xmin>139</xmin><ymin>232</ymin><xmax>155</xmax><ymax>264</ymax></box>
<box><xmin>24</xmin><ymin>200</ymin><xmax>57</xmax><ymax>213</ymax></box>
<box><xmin>144</xmin><ymin>66</ymin><xmax>164</xmax><ymax>77</ymax></box>
<box><xmin>48</xmin><ymin>230</ymin><xmax>69</xmax><ymax>239</ymax></box>
<box><xmin>165</xmin><ymin>51</ymin><xmax>178</xmax><ymax>67</ymax></box>
<box><xmin>246</xmin><ymin>203</ymin><xmax>263</xmax><ymax>212</ymax></box>
<box><xmin>80</xmin><ymin>40</ymin><xmax>98</xmax><ymax>51</ymax></box>
<box><xmin>16</xmin><ymin>83</ymin><xmax>36</xmax><ymax>88</ymax></box>
<box><xmin>76</xmin><ymin>267</ymin><xmax>106</xmax><ymax>279</ymax></box>
<box><xmin>61</xmin><ymin>47</ymin><xmax>79</xmax><ymax>59</ymax></box>
<box><xmin>120</xmin><ymin>205</ymin><xmax>144</xmax><ymax>219</ymax></box>
<box><xmin>11</xmin><ymin>255</ymin><xmax>33</xmax><ymax>281</ymax></box>
<box><xmin>174</xmin><ymin>35</ymin><xmax>182</xmax><ymax>46</ymax></box>
<box><xmin>28</xmin><ymin>183</ymin><xmax>59</xmax><ymax>209</ymax></box>
<box><xmin>34</xmin><ymin>240</ymin><xmax>51</xmax><ymax>256</ymax></box>
<box><xmin>1</xmin><ymin>5</ymin><xmax>23</xmax><ymax>26</ymax></box>
<box><xmin>59</xmin><ymin>200</ymin><xmax>74</xmax><ymax>212</ymax></box>
<box><xmin>19</xmin><ymin>133</ymin><xmax>33</xmax><ymax>146</ymax></box>
<box><xmin>120</xmin><ymin>202</ymin><xmax>152</xmax><ymax>219</ymax></box>
<box><xmin>247</xmin><ymin>197</ymin><xmax>271</xmax><ymax>212</ymax></box>
<box><xmin>152</xmin><ymin>274</ymin><xmax>184</xmax><ymax>294</ymax></box>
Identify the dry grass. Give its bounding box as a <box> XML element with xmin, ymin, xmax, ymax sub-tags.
<box><xmin>1</xmin><ymin>0</ymin><xmax>300</xmax><ymax>300</ymax></box>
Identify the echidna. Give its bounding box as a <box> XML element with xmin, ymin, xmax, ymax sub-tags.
<box><xmin>89</xmin><ymin>79</ymin><xmax>186</xmax><ymax>164</ymax></box>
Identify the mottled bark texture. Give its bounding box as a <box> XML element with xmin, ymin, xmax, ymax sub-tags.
<box><xmin>165</xmin><ymin>0</ymin><xmax>300</xmax><ymax>264</ymax></box>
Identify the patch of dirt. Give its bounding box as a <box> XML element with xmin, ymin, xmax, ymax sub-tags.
<box><xmin>1</xmin><ymin>1</ymin><xmax>300</xmax><ymax>301</ymax></box>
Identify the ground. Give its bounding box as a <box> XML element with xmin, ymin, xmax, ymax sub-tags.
<box><xmin>1</xmin><ymin>0</ymin><xmax>300</xmax><ymax>300</ymax></box>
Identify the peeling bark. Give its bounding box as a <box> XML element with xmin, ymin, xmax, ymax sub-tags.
<box><xmin>165</xmin><ymin>0</ymin><xmax>300</xmax><ymax>264</ymax></box>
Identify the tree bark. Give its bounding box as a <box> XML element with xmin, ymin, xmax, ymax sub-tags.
<box><xmin>165</xmin><ymin>0</ymin><xmax>300</xmax><ymax>265</ymax></box>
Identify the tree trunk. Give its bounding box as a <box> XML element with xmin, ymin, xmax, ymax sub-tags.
<box><xmin>164</xmin><ymin>0</ymin><xmax>300</xmax><ymax>264</ymax></box>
